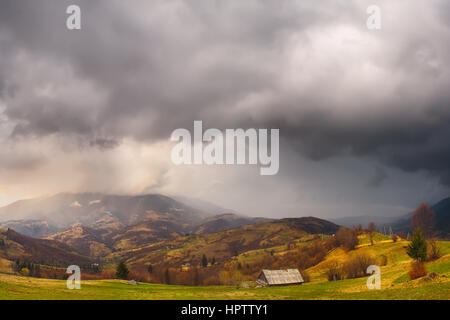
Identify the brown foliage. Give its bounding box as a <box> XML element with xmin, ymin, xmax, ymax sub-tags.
<box><xmin>353</xmin><ymin>224</ymin><xmax>363</xmax><ymax>235</ymax></box>
<box><xmin>342</xmin><ymin>253</ymin><xmax>377</xmax><ymax>279</ymax></box>
<box><xmin>409</xmin><ymin>261</ymin><xmax>427</xmax><ymax>280</ymax></box>
<box><xmin>334</xmin><ymin>227</ymin><xmax>359</xmax><ymax>251</ymax></box>
<box><xmin>367</xmin><ymin>222</ymin><xmax>377</xmax><ymax>232</ymax></box>
<box><xmin>390</xmin><ymin>234</ymin><xmax>398</xmax><ymax>242</ymax></box>
<box><xmin>299</xmin><ymin>269</ymin><xmax>310</xmax><ymax>283</ymax></box>
<box><xmin>367</xmin><ymin>222</ymin><xmax>376</xmax><ymax>245</ymax></box>
<box><xmin>411</xmin><ymin>203</ymin><xmax>435</xmax><ymax>239</ymax></box>
<box><xmin>82</xmin><ymin>270</ymin><xmax>116</xmax><ymax>280</ymax></box>
<box><xmin>397</xmin><ymin>231</ymin><xmax>406</xmax><ymax>240</ymax></box>
<box><xmin>101</xmin><ymin>238</ymin><xmax>336</xmax><ymax>286</ymax></box>
<box><xmin>378</xmin><ymin>254</ymin><xmax>388</xmax><ymax>266</ymax></box>
<box><xmin>427</xmin><ymin>239</ymin><xmax>442</xmax><ymax>261</ymax></box>
<box><xmin>238</xmin><ymin>239</ymin><xmax>332</xmax><ymax>280</ymax></box>
<box><xmin>325</xmin><ymin>260</ymin><xmax>344</xmax><ymax>281</ymax></box>
<box><xmin>203</xmin><ymin>275</ymin><xmax>221</xmax><ymax>286</ymax></box>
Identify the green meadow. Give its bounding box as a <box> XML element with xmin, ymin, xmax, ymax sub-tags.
<box><xmin>0</xmin><ymin>241</ymin><xmax>449</xmax><ymax>300</ymax></box>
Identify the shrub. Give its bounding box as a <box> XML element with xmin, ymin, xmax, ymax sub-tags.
<box><xmin>397</xmin><ymin>231</ymin><xmax>406</xmax><ymax>240</ymax></box>
<box><xmin>407</xmin><ymin>229</ymin><xmax>427</xmax><ymax>262</ymax></box>
<box><xmin>203</xmin><ymin>275</ymin><xmax>221</xmax><ymax>286</ymax></box>
<box><xmin>378</xmin><ymin>254</ymin><xmax>388</xmax><ymax>266</ymax></box>
<box><xmin>335</xmin><ymin>227</ymin><xmax>359</xmax><ymax>251</ymax></box>
<box><xmin>427</xmin><ymin>240</ymin><xmax>441</xmax><ymax>261</ymax></box>
<box><xmin>409</xmin><ymin>261</ymin><xmax>427</xmax><ymax>280</ymax></box>
<box><xmin>325</xmin><ymin>261</ymin><xmax>344</xmax><ymax>281</ymax></box>
<box><xmin>20</xmin><ymin>267</ymin><xmax>30</xmax><ymax>276</ymax></box>
<box><xmin>343</xmin><ymin>253</ymin><xmax>377</xmax><ymax>279</ymax></box>
<box><xmin>353</xmin><ymin>224</ymin><xmax>363</xmax><ymax>235</ymax></box>
<box><xmin>391</xmin><ymin>234</ymin><xmax>398</xmax><ymax>242</ymax></box>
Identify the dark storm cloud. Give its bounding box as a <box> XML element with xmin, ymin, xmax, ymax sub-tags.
<box><xmin>0</xmin><ymin>0</ymin><xmax>450</xmax><ymax>186</ymax></box>
<box><xmin>367</xmin><ymin>166</ymin><xmax>388</xmax><ymax>188</ymax></box>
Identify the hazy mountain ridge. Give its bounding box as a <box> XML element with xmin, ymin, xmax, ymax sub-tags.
<box><xmin>0</xmin><ymin>228</ymin><xmax>92</xmax><ymax>267</ymax></box>
<box><xmin>0</xmin><ymin>219</ymin><xmax>59</xmax><ymax>238</ymax></box>
<box><xmin>331</xmin><ymin>215</ymin><xmax>401</xmax><ymax>229</ymax></box>
<box><xmin>0</xmin><ymin>193</ymin><xmax>209</xmax><ymax>228</ymax></box>
<box><xmin>392</xmin><ymin>197</ymin><xmax>450</xmax><ymax>238</ymax></box>
<box><xmin>0</xmin><ymin>193</ymin><xmax>270</xmax><ymax>255</ymax></box>
<box><xmin>331</xmin><ymin>197</ymin><xmax>450</xmax><ymax>239</ymax></box>
<box><xmin>193</xmin><ymin>213</ymin><xmax>272</xmax><ymax>235</ymax></box>
<box><xmin>0</xmin><ymin>197</ymin><xmax>341</xmax><ymax>271</ymax></box>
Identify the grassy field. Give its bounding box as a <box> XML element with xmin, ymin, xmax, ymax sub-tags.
<box><xmin>0</xmin><ymin>240</ymin><xmax>449</xmax><ymax>300</ymax></box>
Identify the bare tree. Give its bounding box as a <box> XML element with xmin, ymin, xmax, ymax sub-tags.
<box><xmin>367</xmin><ymin>222</ymin><xmax>376</xmax><ymax>246</ymax></box>
<box><xmin>335</xmin><ymin>227</ymin><xmax>359</xmax><ymax>251</ymax></box>
<box><xmin>411</xmin><ymin>203</ymin><xmax>435</xmax><ymax>239</ymax></box>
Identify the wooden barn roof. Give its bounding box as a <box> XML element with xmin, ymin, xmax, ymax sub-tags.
<box><xmin>260</xmin><ymin>269</ymin><xmax>304</xmax><ymax>285</ymax></box>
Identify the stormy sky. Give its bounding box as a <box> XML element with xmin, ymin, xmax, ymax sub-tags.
<box><xmin>0</xmin><ymin>0</ymin><xmax>450</xmax><ymax>219</ymax></box>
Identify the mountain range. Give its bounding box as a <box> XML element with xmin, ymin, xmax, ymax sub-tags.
<box><xmin>0</xmin><ymin>192</ymin><xmax>448</xmax><ymax>269</ymax></box>
<box><xmin>331</xmin><ymin>197</ymin><xmax>450</xmax><ymax>239</ymax></box>
<box><xmin>0</xmin><ymin>193</ymin><xmax>271</xmax><ymax>257</ymax></box>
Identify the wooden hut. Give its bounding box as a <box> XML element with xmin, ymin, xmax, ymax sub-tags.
<box><xmin>257</xmin><ymin>269</ymin><xmax>304</xmax><ymax>286</ymax></box>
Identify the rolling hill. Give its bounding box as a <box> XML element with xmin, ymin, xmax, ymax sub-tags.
<box><xmin>0</xmin><ymin>228</ymin><xmax>92</xmax><ymax>267</ymax></box>
<box><xmin>0</xmin><ymin>219</ymin><xmax>59</xmax><ymax>238</ymax></box>
<box><xmin>0</xmin><ymin>239</ymin><xmax>448</xmax><ymax>300</ymax></box>
<box><xmin>193</xmin><ymin>213</ymin><xmax>272</xmax><ymax>235</ymax></box>
<box><xmin>45</xmin><ymin>225</ymin><xmax>113</xmax><ymax>257</ymax></box>
<box><xmin>111</xmin><ymin>217</ymin><xmax>339</xmax><ymax>268</ymax></box>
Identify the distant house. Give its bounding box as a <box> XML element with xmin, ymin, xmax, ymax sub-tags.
<box><xmin>257</xmin><ymin>269</ymin><xmax>304</xmax><ymax>287</ymax></box>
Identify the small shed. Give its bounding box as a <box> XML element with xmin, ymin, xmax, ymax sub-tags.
<box><xmin>257</xmin><ymin>269</ymin><xmax>304</xmax><ymax>286</ymax></box>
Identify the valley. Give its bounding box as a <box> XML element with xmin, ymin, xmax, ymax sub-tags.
<box><xmin>0</xmin><ymin>192</ymin><xmax>449</xmax><ymax>299</ymax></box>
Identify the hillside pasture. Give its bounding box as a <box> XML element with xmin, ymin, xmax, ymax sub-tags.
<box><xmin>0</xmin><ymin>240</ymin><xmax>448</xmax><ymax>300</ymax></box>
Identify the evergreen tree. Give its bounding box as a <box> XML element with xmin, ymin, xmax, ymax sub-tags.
<box><xmin>407</xmin><ymin>229</ymin><xmax>427</xmax><ymax>262</ymax></box>
<box><xmin>201</xmin><ymin>254</ymin><xmax>208</xmax><ymax>267</ymax></box>
<box><xmin>116</xmin><ymin>260</ymin><xmax>129</xmax><ymax>279</ymax></box>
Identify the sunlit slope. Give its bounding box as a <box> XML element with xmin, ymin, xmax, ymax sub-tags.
<box><xmin>1</xmin><ymin>240</ymin><xmax>448</xmax><ymax>300</ymax></box>
<box><xmin>110</xmin><ymin>217</ymin><xmax>339</xmax><ymax>267</ymax></box>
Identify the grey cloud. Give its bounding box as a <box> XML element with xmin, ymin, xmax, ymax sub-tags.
<box><xmin>367</xmin><ymin>166</ymin><xmax>388</xmax><ymax>188</ymax></box>
<box><xmin>89</xmin><ymin>138</ymin><xmax>119</xmax><ymax>150</ymax></box>
<box><xmin>0</xmin><ymin>151</ymin><xmax>46</xmax><ymax>171</ymax></box>
<box><xmin>0</xmin><ymin>0</ymin><xmax>450</xmax><ymax>188</ymax></box>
